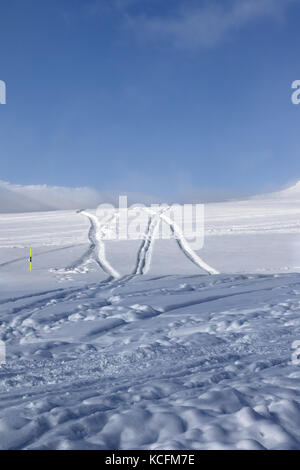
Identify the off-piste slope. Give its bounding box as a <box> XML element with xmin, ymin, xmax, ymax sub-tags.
<box><xmin>0</xmin><ymin>181</ymin><xmax>300</xmax><ymax>449</ymax></box>
<box><xmin>0</xmin><ymin>272</ymin><xmax>300</xmax><ymax>449</ymax></box>
<box><xmin>2</xmin><ymin>178</ymin><xmax>300</xmax><ymax>281</ymax></box>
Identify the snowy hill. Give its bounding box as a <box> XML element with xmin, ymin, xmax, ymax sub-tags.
<box><xmin>243</xmin><ymin>181</ymin><xmax>300</xmax><ymax>203</ymax></box>
<box><xmin>1</xmin><ymin>179</ymin><xmax>300</xmax><ymax>213</ymax></box>
<box><xmin>0</xmin><ymin>181</ymin><xmax>163</xmax><ymax>213</ymax></box>
<box><xmin>0</xmin><ymin>181</ymin><xmax>300</xmax><ymax>450</ymax></box>
<box><xmin>270</xmin><ymin>179</ymin><xmax>300</xmax><ymax>199</ymax></box>
<box><xmin>0</xmin><ymin>180</ymin><xmax>102</xmax><ymax>213</ymax></box>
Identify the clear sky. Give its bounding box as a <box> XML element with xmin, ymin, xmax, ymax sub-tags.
<box><xmin>1</xmin><ymin>0</ymin><xmax>300</xmax><ymax>201</ymax></box>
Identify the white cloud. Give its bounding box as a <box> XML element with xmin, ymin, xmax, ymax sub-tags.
<box><xmin>125</xmin><ymin>0</ymin><xmax>298</xmax><ymax>49</ymax></box>
<box><xmin>0</xmin><ymin>181</ymin><xmax>161</xmax><ymax>213</ymax></box>
<box><xmin>0</xmin><ymin>181</ymin><xmax>102</xmax><ymax>213</ymax></box>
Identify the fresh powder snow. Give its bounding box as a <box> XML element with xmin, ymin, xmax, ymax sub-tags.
<box><xmin>0</xmin><ymin>183</ymin><xmax>300</xmax><ymax>449</ymax></box>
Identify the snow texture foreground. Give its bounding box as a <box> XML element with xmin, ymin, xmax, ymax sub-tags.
<box><xmin>0</xmin><ymin>183</ymin><xmax>300</xmax><ymax>449</ymax></box>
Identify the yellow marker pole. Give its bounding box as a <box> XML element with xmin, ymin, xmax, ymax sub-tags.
<box><xmin>30</xmin><ymin>248</ymin><xmax>32</xmax><ymax>271</ymax></box>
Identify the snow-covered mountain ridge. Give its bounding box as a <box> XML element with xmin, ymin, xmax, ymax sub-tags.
<box><xmin>1</xmin><ymin>179</ymin><xmax>300</xmax><ymax>214</ymax></box>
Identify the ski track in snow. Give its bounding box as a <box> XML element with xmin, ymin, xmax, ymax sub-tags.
<box><xmin>133</xmin><ymin>209</ymin><xmax>166</xmax><ymax>276</ymax></box>
<box><xmin>0</xmin><ymin>245</ymin><xmax>77</xmax><ymax>268</ymax></box>
<box><xmin>146</xmin><ymin>208</ymin><xmax>219</xmax><ymax>276</ymax></box>
<box><xmin>52</xmin><ymin>211</ymin><xmax>119</xmax><ymax>278</ymax></box>
<box><xmin>75</xmin><ymin>211</ymin><xmax>120</xmax><ymax>279</ymax></box>
<box><xmin>54</xmin><ymin>206</ymin><xmax>219</xmax><ymax>281</ymax></box>
<box><xmin>1</xmin><ymin>190</ymin><xmax>300</xmax><ymax>450</ymax></box>
<box><xmin>1</xmin><ymin>273</ymin><xmax>300</xmax><ymax>449</ymax></box>
<box><xmin>78</xmin><ymin>207</ymin><xmax>220</xmax><ymax>278</ymax></box>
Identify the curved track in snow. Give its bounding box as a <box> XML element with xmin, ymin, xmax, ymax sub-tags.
<box><xmin>79</xmin><ymin>211</ymin><xmax>120</xmax><ymax>279</ymax></box>
<box><xmin>70</xmin><ymin>207</ymin><xmax>219</xmax><ymax>278</ymax></box>
<box><xmin>133</xmin><ymin>210</ymin><xmax>165</xmax><ymax>275</ymax></box>
<box><xmin>147</xmin><ymin>208</ymin><xmax>219</xmax><ymax>276</ymax></box>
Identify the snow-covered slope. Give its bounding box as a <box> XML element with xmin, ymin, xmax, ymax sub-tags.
<box><xmin>259</xmin><ymin>180</ymin><xmax>300</xmax><ymax>200</ymax></box>
<box><xmin>0</xmin><ymin>181</ymin><xmax>161</xmax><ymax>213</ymax></box>
<box><xmin>0</xmin><ymin>181</ymin><xmax>300</xmax><ymax>449</ymax></box>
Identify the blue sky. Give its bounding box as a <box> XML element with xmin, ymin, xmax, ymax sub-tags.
<box><xmin>1</xmin><ymin>0</ymin><xmax>300</xmax><ymax>201</ymax></box>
